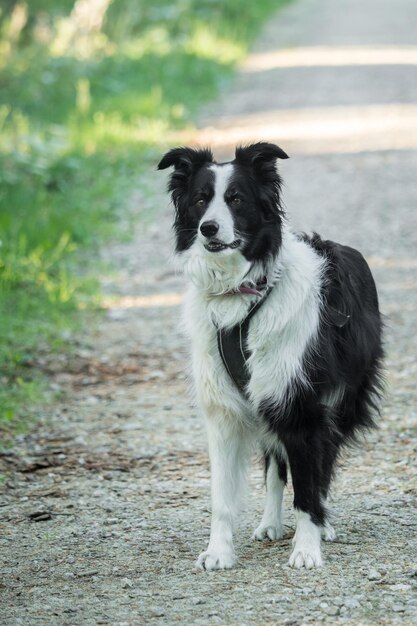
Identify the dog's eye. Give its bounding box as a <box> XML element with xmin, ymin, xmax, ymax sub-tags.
<box><xmin>195</xmin><ymin>198</ymin><xmax>206</xmax><ymax>207</ymax></box>
<box><xmin>231</xmin><ymin>196</ymin><xmax>241</xmax><ymax>206</ymax></box>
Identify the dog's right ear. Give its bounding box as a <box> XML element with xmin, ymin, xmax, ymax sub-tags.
<box><xmin>157</xmin><ymin>147</ymin><xmax>214</xmax><ymax>209</ymax></box>
<box><xmin>157</xmin><ymin>147</ymin><xmax>213</xmax><ymax>172</ymax></box>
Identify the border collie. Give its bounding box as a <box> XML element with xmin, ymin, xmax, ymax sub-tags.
<box><xmin>158</xmin><ymin>142</ymin><xmax>383</xmax><ymax>570</ymax></box>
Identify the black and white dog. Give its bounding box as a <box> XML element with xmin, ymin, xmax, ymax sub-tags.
<box><xmin>158</xmin><ymin>142</ymin><xmax>383</xmax><ymax>570</ymax></box>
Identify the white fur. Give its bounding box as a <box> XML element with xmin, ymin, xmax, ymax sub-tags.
<box><xmin>195</xmin><ymin>419</ymin><xmax>251</xmax><ymax>570</ymax></box>
<box><xmin>181</xmin><ymin>227</ymin><xmax>325</xmax><ymax>411</ymax></box>
<box><xmin>247</xmin><ymin>229</ymin><xmax>325</xmax><ymax>413</ymax></box>
<box><xmin>289</xmin><ymin>510</ymin><xmax>323</xmax><ymax>569</ymax></box>
<box><xmin>321</xmin><ymin>497</ymin><xmax>336</xmax><ymax>541</ymax></box>
<box><xmin>322</xmin><ymin>520</ymin><xmax>336</xmax><ymax>541</ymax></box>
<box><xmin>178</xmin><ymin>220</ymin><xmax>326</xmax><ymax>569</ymax></box>
<box><xmin>253</xmin><ymin>455</ymin><xmax>285</xmax><ymax>541</ymax></box>
<box><xmin>199</xmin><ymin>164</ymin><xmax>236</xmax><ymax>247</ymax></box>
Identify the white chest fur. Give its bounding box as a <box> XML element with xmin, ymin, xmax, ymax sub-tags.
<box><xmin>181</xmin><ymin>231</ymin><xmax>326</xmax><ymax>426</ymax></box>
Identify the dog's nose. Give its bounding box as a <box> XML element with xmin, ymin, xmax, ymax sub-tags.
<box><xmin>200</xmin><ymin>220</ymin><xmax>219</xmax><ymax>238</ymax></box>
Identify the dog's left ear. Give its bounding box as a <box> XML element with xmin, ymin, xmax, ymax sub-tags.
<box><xmin>235</xmin><ymin>142</ymin><xmax>289</xmax><ymax>166</ymax></box>
<box><xmin>157</xmin><ymin>147</ymin><xmax>213</xmax><ymax>172</ymax></box>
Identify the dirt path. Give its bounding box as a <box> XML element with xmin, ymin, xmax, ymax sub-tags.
<box><xmin>2</xmin><ymin>0</ymin><xmax>417</xmax><ymax>624</ymax></box>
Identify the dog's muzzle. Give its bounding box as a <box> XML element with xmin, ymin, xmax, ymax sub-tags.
<box><xmin>200</xmin><ymin>220</ymin><xmax>241</xmax><ymax>252</ymax></box>
<box><xmin>204</xmin><ymin>238</ymin><xmax>241</xmax><ymax>252</ymax></box>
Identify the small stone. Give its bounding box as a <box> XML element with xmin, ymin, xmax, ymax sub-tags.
<box><xmin>343</xmin><ymin>598</ymin><xmax>360</xmax><ymax>609</ymax></box>
<box><xmin>193</xmin><ymin>597</ymin><xmax>206</xmax><ymax>605</ymax></box>
<box><xmin>151</xmin><ymin>607</ymin><xmax>165</xmax><ymax>617</ymax></box>
<box><xmin>324</xmin><ymin>606</ymin><xmax>340</xmax><ymax>616</ymax></box>
<box><xmin>367</xmin><ymin>568</ymin><xmax>382</xmax><ymax>580</ymax></box>
<box><xmin>28</xmin><ymin>511</ymin><xmax>52</xmax><ymax>522</ymax></box>
<box><xmin>121</xmin><ymin>578</ymin><xmax>134</xmax><ymax>589</ymax></box>
<box><xmin>392</xmin><ymin>604</ymin><xmax>405</xmax><ymax>613</ymax></box>
<box><xmin>85</xmin><ymin>395</ymin><xmax>99</xmax><ymax>405</ymax></box>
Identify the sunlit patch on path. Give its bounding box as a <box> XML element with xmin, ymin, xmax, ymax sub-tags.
<box><xmin>103</xmin><ymin>292</ymin><xmax>183</xmax><ymax>310</ymax></box>
<box><xmin>193</xmin><ymin>104</ymin><xmax>417</xmax><ymax>155</ymax></box>
<box><xmin>242</xmin><ymin>46</ymin><xmax>417</xmax><ymax>72</ymax></box>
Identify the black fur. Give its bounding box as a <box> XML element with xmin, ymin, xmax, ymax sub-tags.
<box><xmin>159</xmin><ymin>142</ymin><xmax>384</xmax><ymax>540</ymax></box>
<box><xmin>261</xmin><ymin>235</ymin><xmax>384</xmax><ymax>525</ymax></box>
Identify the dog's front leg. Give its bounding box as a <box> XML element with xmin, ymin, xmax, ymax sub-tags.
<box><xmin>284</xmin><ymin>436</ymin><xmax>326</xmax><ymax>569</ymax></box>
<box><xmin>195</xmin><ymin>418</ymin><xmax>249</xmax><ymax>571</ymax></box>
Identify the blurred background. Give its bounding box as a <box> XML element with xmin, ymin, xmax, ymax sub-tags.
<box><xmin>0</xmin><ymin>0</ymin><xmax>285</xmax><ymax>436</ymax></box>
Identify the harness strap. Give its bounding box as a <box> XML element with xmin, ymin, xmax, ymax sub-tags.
<box><xmin>216</xmin><ymin>285</ymin><xmax>274</xmax><ymax>396</ymax></box>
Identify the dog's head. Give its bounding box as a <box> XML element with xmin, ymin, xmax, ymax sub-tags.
<box><xmin>158</xmin><ymin>142</ymin><xmax>288</xmax><ymax>261</ymax></box>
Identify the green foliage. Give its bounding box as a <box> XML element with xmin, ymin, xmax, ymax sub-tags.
<box><xmin>0</xmin><ymin>0</ymin><xmax>287</xmax><ymax>437</ymax></box>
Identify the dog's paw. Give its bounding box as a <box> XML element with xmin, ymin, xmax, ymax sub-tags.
<box><xmin>288</xmin><ymin>545</ymin><xmax>323</xmax><ymax>569</ymax></box>
<box><xmin>253</xmin><ymin>522</ymin><xmax>284</xmax><ymax>541</ymax></box>
<box><xmin>195</xmin><ymin>548</ymin><xmax>236</xmax><ymax>571</ymax></box>
<box><xmin>322</xmin><ymin>521</ymin><xmax>336</xmax><ymax>542</ymax></box>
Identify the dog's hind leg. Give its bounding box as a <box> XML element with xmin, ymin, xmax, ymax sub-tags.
<box><xmin>195</xmin><ymin>418</ymin><xmax>250</xmax><ymax>571</ymax></box>
<box><xmin>253</xmin><ymin>453</ymin><xmax>286</xmax><ymax>541</ymax></box>
<box><xmin>319</xmin><ymin>440</ymin><xmax>340</xmax><ymax>542</ymax></box>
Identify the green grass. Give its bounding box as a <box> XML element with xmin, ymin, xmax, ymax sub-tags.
<box><xmin>0</xmin><ymin>0</ymin><xmax>288</xmax><ymax>441</ymax></box>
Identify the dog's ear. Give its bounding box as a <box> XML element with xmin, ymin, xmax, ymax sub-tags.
<box><xmin>235</xmin><ymin>142</ymin><xmax>289</xmax><ymax>166</ymax></box>
<box><xmin>157</xmin><ymin>147</ymin><xmax>213</xmax><ymax>172</ymax></box>
<box><xmin>235</xmin><ymin>143</ymin><xmax>288</xmax><ymax>219</ymax></box>
<box><xmin>158</xmin><ymin>147</ymin><xmax>214</xmax><ymax>209</ymax></box>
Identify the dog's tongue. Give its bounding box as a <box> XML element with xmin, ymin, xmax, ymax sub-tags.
<box><xmin>237</xmin><ymin>285</ymin><xmax>262</xmax><ymax>297</ymax></box>
<box><xmin>228</xmin><ymin>276</ymin><xmax>268</xmax><ymax>297</ymax></box>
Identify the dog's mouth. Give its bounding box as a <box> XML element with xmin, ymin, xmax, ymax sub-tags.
<box><xmin>204</xmin><ymin>238</ymin><xmax>241</xmax><ymax>253</ymax></box>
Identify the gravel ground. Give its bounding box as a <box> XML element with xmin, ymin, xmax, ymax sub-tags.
<box><xmin>1</xmin><ymin>0</ymin><xmax>417</xmax><ymax>624</ymax></box>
